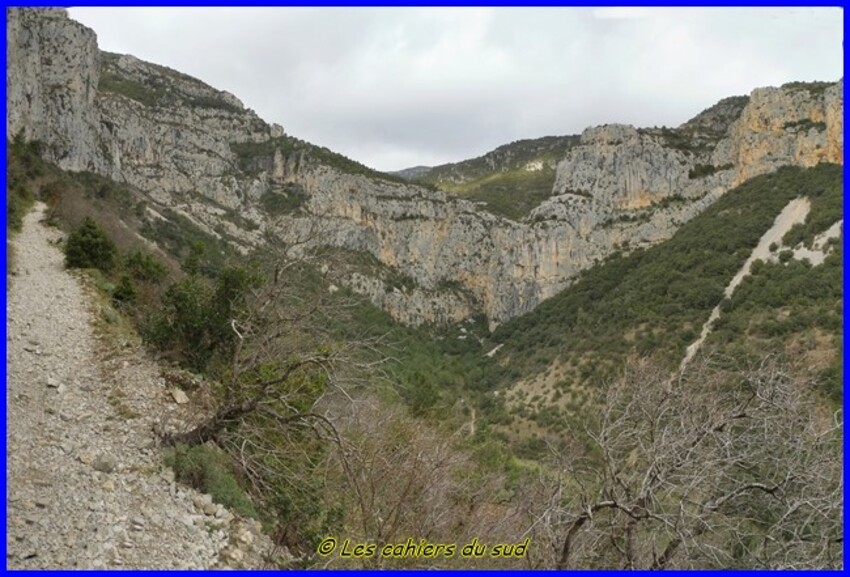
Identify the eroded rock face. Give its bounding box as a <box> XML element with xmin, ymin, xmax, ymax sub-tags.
<box><xmin>96</xmin><ymin>53</ymin><xmax>273</xmax><ymax>210</ymax></box>
<box><xmin>347</xmin><ymin>272</ymin><xmax>475</xmax><ymax>327</ymax></box>
<box><xmin>6</xmin><ymin>8</ymin><xmax>844</xmax><ymax>329</ymax></box>
<box><xmin>268</xmin><ymin>158</ymin><xmax>729</xmax><ymax>328</ymax></box>
<box><xmin>713</xmin><ymin>80</ymin><xmax>844</xmax><ymax>185</ymax></box>
<box><xmin>553</xmin><ymin>124</ymin><xmax>694</xmax><ymax>208</ymax></box>
<box><xmin>6</xmin><ymin>8</ymin><xmax>107</xmax><ymax>173</ymax></box>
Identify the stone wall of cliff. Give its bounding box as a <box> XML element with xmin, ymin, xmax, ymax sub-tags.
<box><xmin>713</xmin><ymin>81</ymin><xmax>844</xmax><ymax>185</ymax></box>
<box><xmin>96</xmin><ymin>52</ymin><xmax>276</xmax><ymax>209</ymax></box>
<box><xmin>6</xmin><ymin>8</ymin><xmax>107</xmax><ymax>173</ymax></box>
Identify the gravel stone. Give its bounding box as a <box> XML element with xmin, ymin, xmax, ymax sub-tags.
<box><xmin>7</xmin><ymin>205</ymin><xmax>274</xmax><ymax>569</ymax></box>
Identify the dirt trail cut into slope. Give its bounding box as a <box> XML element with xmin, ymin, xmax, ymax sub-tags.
<box><xmin>6</xmin><ymin>203</ymin><xmax>272</xmax><ymax>569</ymax></box>
<box><xmin>678</xmin><ymin>197</ymin><xmax>811</xmax><ymax>372</ymax></box>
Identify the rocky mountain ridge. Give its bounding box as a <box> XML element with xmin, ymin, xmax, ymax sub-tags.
<box><xmin>401</xmin><ymin>134</ymin><xmax>581</xmax><ymax>185</ymax></box>
<box><xmin>6</xmin><ymin>8</ymin><xmax>843</xmax><ymax>328</ymax></box>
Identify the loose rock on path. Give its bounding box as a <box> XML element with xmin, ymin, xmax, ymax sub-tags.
<box><xmin>6</xmin><ymin>203</ymin><xmax>274</xmax><ymax>569</ymax></box>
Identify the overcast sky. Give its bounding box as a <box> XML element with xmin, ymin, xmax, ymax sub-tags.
<box><xmin>68</xmin><ymin>7</ymin><xmax>842</xmax><ymax>172</ymax></box>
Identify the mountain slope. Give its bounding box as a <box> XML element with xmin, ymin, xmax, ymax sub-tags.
<box><xmin>6</xmin><ymin>11</ymin><xmax>842</xmax><ymax>567</ymax></box>
<box><xmin>485</xmin><ymin>163</ymin><xmax>842</xmax><ymax>438</ymax></box>
<box><xmin>7</xmin><ymin>203</ymin><xmax>272</xmax><ymax>569</ymax></box>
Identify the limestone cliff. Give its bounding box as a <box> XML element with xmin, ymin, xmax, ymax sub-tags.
<box><xmin>712</xmin><ymin>81</ymin><xmax>844</xmax><ymax>185</ymax></box>
<box><xmin>96</xmin><ymin>51</ymin><xmax>275</xmax><ymax>211</ymax></box>
<box><xmin>6</xmin><ymin>8</ymin><xmax>106</xmax><ymax>173</ymax></box>
<box><xmin>6</xmin><ymin>8</ymin><xmax>844</xmax><ymax>329</ymax></box>
<box><xmin>552</xmin><ymin>124</ymin><xmax>694</xmax><ymax>209</ymax></box>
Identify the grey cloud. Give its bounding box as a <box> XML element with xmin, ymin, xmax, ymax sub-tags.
<box><xmin>69</xmin><ymin>7</ymin><xmax>842</xmax><ymax>171</ymax></box>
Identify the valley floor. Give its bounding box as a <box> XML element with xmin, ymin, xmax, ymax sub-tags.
<box><xmin>6</xmin><ymin>204</ymin><xmax>272</xmax><ymax>569</ymax></box>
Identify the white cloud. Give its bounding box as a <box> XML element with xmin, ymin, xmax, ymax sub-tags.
<box><xmin>68</xmin><ymin>7</ymin><xmax>843</xmax><ymax>171</ymax></box>
<box><xmin>592</xmin><ymin>7</ymin><xmax>654</xmax><ymax>19</ymax></box>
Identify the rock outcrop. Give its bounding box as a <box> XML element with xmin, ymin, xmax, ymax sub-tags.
<box><xmin>552</xmin><ymin>124</ymin><xmax>694</xmax><ymax>208</ymax></box>
<box><xmin>6</xmin><ymin>8</ymin><xmax>844</xmax><ymax>329</ymax></box>
<box><xmin>96</xmin><ymin>52</ymin><xmax>273</xmax><ymax>209</ymax></box>
<box><xmin>713</xmin><ymin>81</ymin><xmax>844</xmax><ymax>185</ymax></box>
<box><xmin>6</xmin><ymin>8</ymin><xmax>106</xmax><ymax>173</ymax></box>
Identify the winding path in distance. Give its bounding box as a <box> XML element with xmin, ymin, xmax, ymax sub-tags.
<box><xmin>678</xmin><ymin>197</ymin><xmax>812</xmax><ymax>373</ymax></box>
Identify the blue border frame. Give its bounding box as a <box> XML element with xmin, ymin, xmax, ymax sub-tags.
<box><xmin>1</xmin><ymin>3</ymin><xmax>846</xmax><ymax>574</ymax></box>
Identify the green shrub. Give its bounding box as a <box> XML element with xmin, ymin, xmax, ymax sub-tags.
<box><xmin>147</xmin><ymin>276</ymin><xmax>213</xmax><ymax>368</ymax></box>
<box><xmin>261</xmin><ymin>184</ymin><xmax>308</xmax><ymax>216</ymax></box>
<box><xmin>185</xmin><ymin>95</ymin><xmax>241</xmax><ymax>113</ymax></box>
<box><xmin>182</xmin><ymin>241</ymin><xmax>206</xmax><ymax>276</ymax></box>
<box><xmin>99</xmin><ymin>72</ymin><xmax>165</xmax><ymax>107</ymax></box>
<box><xmin>165</xmin><ymin>443</ymin><xmax>259</xmax><ymax>520</ymax></box>
<box><xmin>64</xmin><ymin>217</ymin><xmax>117</xmax><ymax>272</ymax></box>
<box><xmin>7</xmin><ymin>134</ymin><xmax>47</xmax><ymax>232</ymax></box>
<box><xmin>688</xmin><ymin>163</ymin><xmax>733</xmax><ymax>179</ymax></box>
<box><xmin>146</xmin><ymin>265</ymin><xmax>263</xmax><ymax>371</ymax></box>
<box><xmin>783</xmin><ymin>118</ymin><xmax>827</xmax><ymax>133</ymax></box>
<box><xmin>7</xmin><ymin>182</ymin><xmax>33</xmax><ymax>232</ymax></box>
<box><xmin>124</xmin><ymin>250</ymin><xmax>167</xmax><ymax>282</ymax></box>
<box><xmin>112</xmin><ymin>274</ymin><xmax>137</xmax><ymax>304</ymax></box>
<box><xmin>781</xmin><ymin>81</ymin><xmax>832</xmax><ymax>96</ymax></box>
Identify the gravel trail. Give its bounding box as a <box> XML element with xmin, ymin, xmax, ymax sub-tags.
<box><xmin>6</xmin><ymin>203</ymin><xmax>273</xmax><ymax>569</ymax></box>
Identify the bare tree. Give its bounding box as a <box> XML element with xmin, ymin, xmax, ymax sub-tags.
<box><xmin>317</xmin><ymin>399</ymin><xmax>534</xmax><ymax>569</ymax></box>
<box><xmin>156</xmin><ymin>225</ymin><xmax>392</xmax><ymax>556</ymax></box>
<box><xmin>162</xmin><ymin>220</ymin><xmax>386</xmax><ymax>448</ymax></box>
<box><xmin>534</xmin><ymin>355</ymin><xmax>842</xmax><ymax>569</ymax></box>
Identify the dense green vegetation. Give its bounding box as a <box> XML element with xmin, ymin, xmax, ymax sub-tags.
<box><xmin>7</xmin><ymin>133</ymin><xmax>52</xmax><ymax>233</ymax></box>
<box><xmin>146</xmin><ymin>265</ymin><xmax>263</xmax><ymax>371</ymax></box>
<box><xmin>124</xmin><ymin>249</ymin><xmax>168</xmax><ymax>282</ymax></box>
<box><xmin>710</xmin><ymin>247</ymin><xmax>842</xmax><ymax>402</ymax></box>
<box><xmin>709</xmin><ymin>178</ymin><xmax>843</xmax><ymax>403</ymax></box>
<box><xmin>782</xmin><ymin>176</ymin><xmax>843</xmax><ymax>248</ymax></box>
<box><xmin>328</xmin><ymin>296</ymin><xmax>496</xmax><ymax>417</ymax></box>
<box><xmin>439</xmin><ymin>166</ymin><xmax>560</xmax><ymax>221</ymax></box>
<box><xmin>64</xmin><ymin>217</ymin><xmax>118</xmax><ymax>273</ymax></box>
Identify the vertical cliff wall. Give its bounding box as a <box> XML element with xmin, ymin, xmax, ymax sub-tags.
<box><xmin>6</xmin><ymin>8</ymin><xmax>107</xmax><ymax>172</ymax></box>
